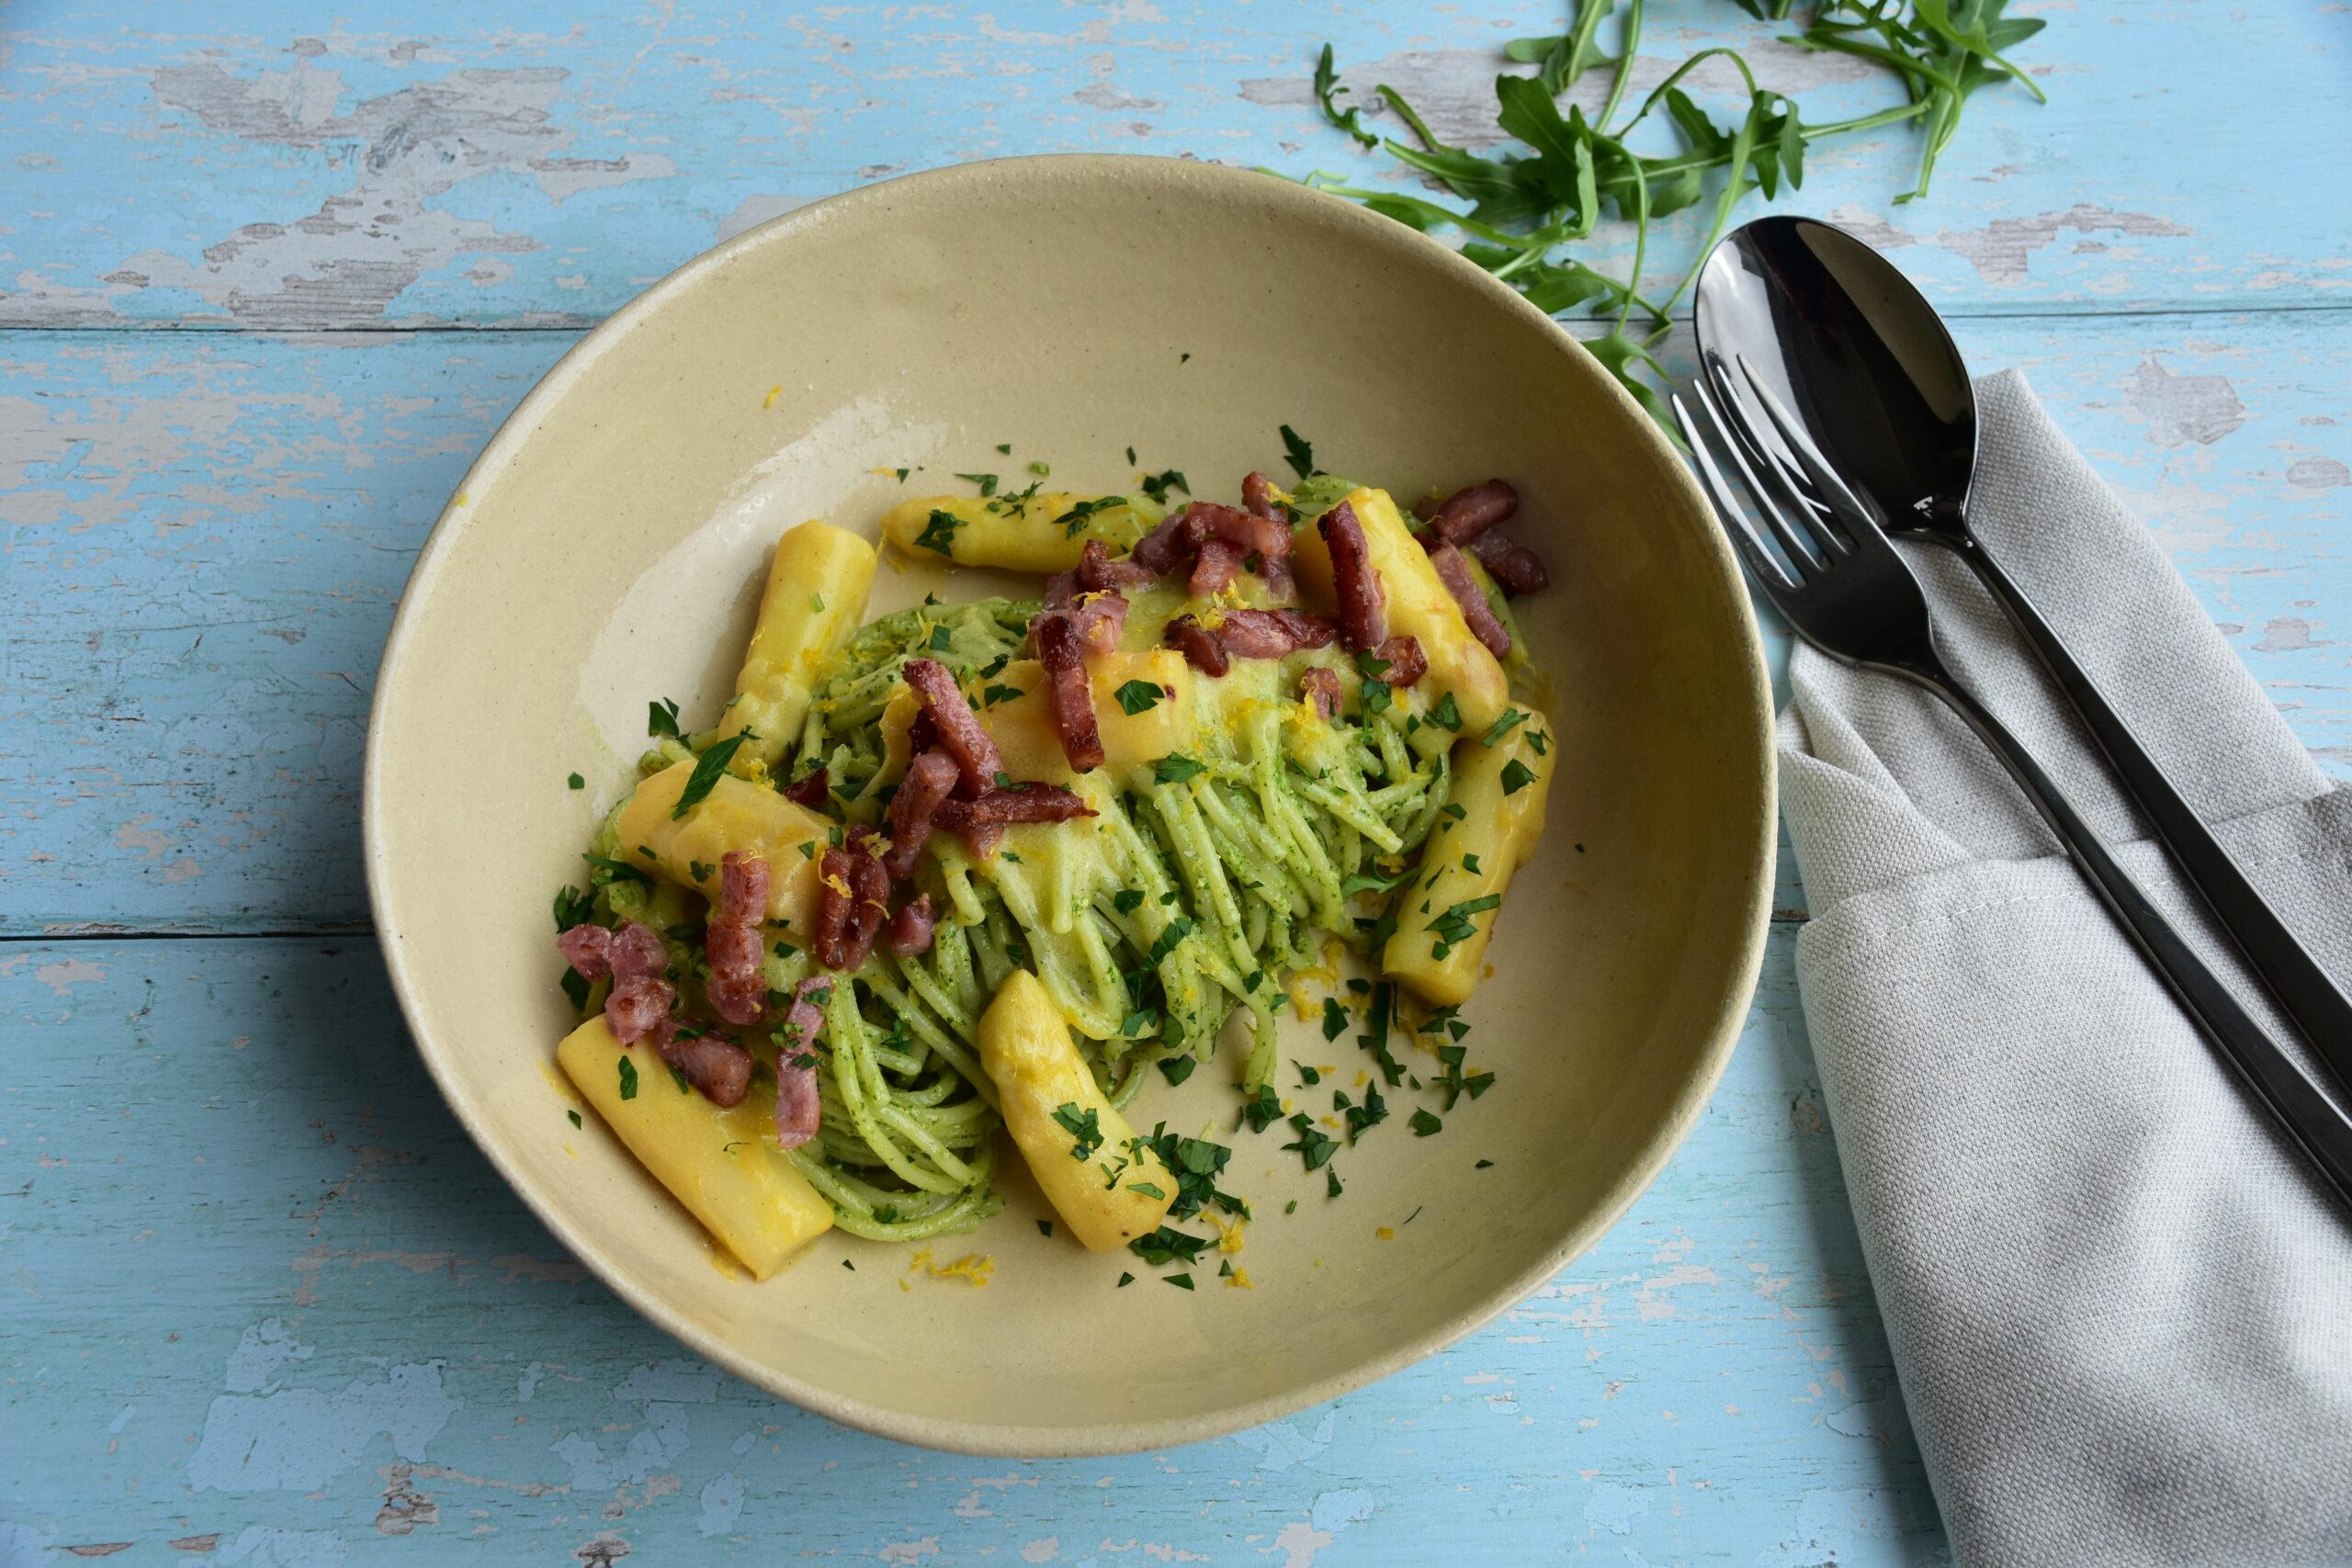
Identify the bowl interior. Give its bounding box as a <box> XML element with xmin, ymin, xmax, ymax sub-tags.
<box><xmin>366</xmin><ymin>155</ymin><xmax>1773</xmax><ymax>1455</ymax></box>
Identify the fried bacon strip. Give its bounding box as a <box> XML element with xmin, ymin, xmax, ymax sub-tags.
<box><xmin>781</xmin><ymin>765</ymin><xmax>830</xmax><ymax>808</ymax></box>
<box><xmin>1216</xmin><ymin>608</ymin><xmax>1338</xmax><ymax>659</ymax></box>
<box><xmin>1373</xmin><ymin>633</ymin><xmax>1427</xmax><ymax>688</ymax></box>
<box><xmin>1415</xmin><ymin>479</ymin><xmax>1518</xmax><ymax>544</ymax></box>
<box><xmin>1468</xmin><ymin>529</ymin><xmax>1550</xmax><ymax>596</ymax></box>
<box><xmin>558</xmin><ymin>920</ymin><xmax>675</xmax><ymax>1045</ymax></box>
<box><xmin>888</xmin><ymin>893</ymin><xmax>937</xmax><ymax>958</ymax></box>
<box><xmin>1428</xmin><ymin>540</ymin><xmax>1513</xmax><ymax>659</ymax></box>
<box><xmin>772</xmin><ymin>975</ymin><xmax>832</xmax><ymax>1148</ymax></box>
<box><xmin>1188</xmin><ymin>536</ymin><xmax>1245</xmax><ymax>597</ymax></box>
<box><xmin>656</xmin><ymin>1028</ymin><xmax>753</xmax><ymax>1109</ymax></box>
<box><xmin>704</xmin><ymin>851</ymin><xmax>771</xmax><ymax>1026</ymax></box>
<box><xmin>1317</xmin><ymin>502</ymin><xmax>1386</xmax><ymax>650</ymax></box>
<box><xmin>1162</xmin><ymin>614</ymin><xmax>1229</xmax><ymax>676</ymax></box>
<box><xmin>901</xmin><ymin>657</ymin><xmax>1004</xmax><ymax>793</ymax></box>
<box><xmin>813</xmin><ymin>829</ymin><xmax>890</xmax><ymax>971</ymax></box>
<box><xmin>1030</xmin><ymin>612</ymin><xmax>1104</xmax><ymax>773</ymax></box>
<box><xmin>1299</xmin><ymin>666</ymin><xmax>1341</xmax><ymax>720</ymax></box>
<box><xmin>885</xmin><ymin>748</ymin><xmax>960</xmax><ymax>879</ymax></box>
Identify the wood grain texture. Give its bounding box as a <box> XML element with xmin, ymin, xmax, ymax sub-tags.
<box><xmin>0</xmin><ymin>1</ymin><xmax>2343</xmax><ymax>330</ymax></box>
<box><xmin>2</xmin><ymin>0</ymin><xmax>2346</xmax><ymax>1560</ymax></box>
<box><xmin>3</xmin><ymin>929</ymin><xmax>1953</xmax><ymax>1565</ymax></box>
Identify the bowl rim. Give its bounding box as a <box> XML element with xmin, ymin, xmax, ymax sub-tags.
<box><xmin>362</xmin><ymin>151</ymin><xmax>1777</xmax><ymax>1458</ymax></box>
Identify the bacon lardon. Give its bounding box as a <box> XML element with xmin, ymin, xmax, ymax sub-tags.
<box><xmin>1029</xmin><ymin>612</ymin><xmax>1105</xmax><ymax>773</ymax></box>
<box><xmin>1216</xmin><ymin>608</ymin><xmax>1338</xmax><ymax>660</ymax></box>
<box><xmin>655</xmin><ymin>1028</ymin><xmax>753</xmax><ymax>1109</ymax></box>
<box><xmin>888</xmin><ymin>893</ymin><xmax>938</xmax><ymax>958</ymax></box>
<box><xmin>1373</xmin><ymin>633</ymin><xmax>1428</xmax><ymax>689</ymax></box>
<box><xmin>1162</xmin><ymin>614</ymin><xmax>1230</xmax><ymax>676</ymax></box>
<box><xmin>1317</xmin><ymin>502</ymin><xmax>1386</xmax><ymax>651</ymax></box>
<box><xmin>901</xmin><ymin>656</ymin><xmax>1004</xmax><ymax>794</ymax></box>
<box><xmin>1416</xmin><ymin>479</ymin><xmax>1518</xmax><ymax>544</ymax></box>
<box><xmin>703</xmin><ymin>851</ymin><xmax>772</xmax><ymax>1027</ymax></box>
<box><xmin>1428</xmin><ymin>540</ymin><xmax>1513</xmax><ymax>659</ymax></box>
<box><xmin>1299</xmin><ymin>666</ymin><xmax>1342</xmax><ymax>720</ymax></box>
<box><xmin>772</xmin><ymin>976</ymin><xmax>832</xmax><ymax>1148</ymax></box>
<box><xmin>885</xmin><ymin>748</ymin><xmax>960</xmax><ymax>879</ymax></box>
<box><xmin>1468</xmin><ymin>530</ymin><xmax>1551</xmax><ymax>597</ymax></box>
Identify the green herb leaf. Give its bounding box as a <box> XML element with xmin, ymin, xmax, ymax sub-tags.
<box><xmin>1279</xmin><ymin>423</ymin><xmax>1319</xmax><ymax>480</ymax></box>
<box><xmin>671</xmin><ymin>733</ymin><xmax>749</xmax><ymax>819</ymax></box>
<box><xmin>1053</xmin><ymin>1102</ymin><xmax>1104</xmax><ymax>1161</ymax></box>
<box><xmin>567</xmin><ymin>1108</ymin><xmax>582</xmax><ymax>1128</ymax></box>
<box><xmin>1313</xmin><ymin>43</ymin><xmax>1379</xmax><ymax>150</ymax></box>
<box><xmin>1409</xmin><ymin>1107</ymin><xmax>1443</xmax><ymax>1137</ymax></box>
<box><xmin>1128</xmin><ymin>1226</ymin><xmax>1210</xmax><ymax>1266</ymax></box>
<box><xmin>956</xmin><ymin>471</ymin><xmax>1000</xmax><ymax>496</ymax></box>
<box><xmin>1157</xmin><ymin>1054</ymin><xmax>1196</xmax><ymax>1087</ymax></box>
<box><xmin>1137</xmin><ymin>468</ymin><xmax>1189</xmax><ymax>505</ymax></box>
<box><xmin>1154</xmin><ymin>753</ymin><xmax>1206</xmax><ymax>785</ymax></box>
<box><xmin>617</xmin><ymin>1056</ymin><xmax>639</xmax><ymax>1100</ymax></box>
<box><xmin>1114</xmin><ymin>679</ymin><xmax>1164</xmax><ymax>716</ymax></box>
<box><xmin>1321</xmin><ymin>997</ymin><xmax>1351</xmax><ymax>1042</ymax></box>
<box><xmin>567</xmin><ymin>772</ymin><xmax>585</xmax><ymax>790</ymax></box>
<box><xmin>1501</xmin><ymin>758</ymin><xmax>1539</xmax><ymax>795</ymax></box>
<box><xmin>1165</xmin><ymin>1272</ymin><xmax>1195</xmax><ymax>1290</ymax></box>
<box><xmin>913</xmin><ymin>508</ymin><xmax>965</xmax><ymax>557</ymax></box>
<box><xmin>1113</xmin><ymin>889</ymin><xmax>1146</xmax><ymax>915</ymax></box>
<box><xmin>648</xmin><ymin>698</ymin><xmax>682</xmax><ymax>739</ymax></box>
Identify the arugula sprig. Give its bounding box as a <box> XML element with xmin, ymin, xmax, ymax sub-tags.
<box><xmin>1304</xmin><ymin>0</ymin><xmax>2044</xmax><ymax>423</ymax></box>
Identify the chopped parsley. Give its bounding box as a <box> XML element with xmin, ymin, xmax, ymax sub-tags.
<box><xmin>1279</xmin><ymin>423</ymin><xmax>1318</xmax><ymax>480</ymax></box>
<box><xmin>1321</xmin><ymin>997</ymin><xmax>1350</xmax><ymax>1042</ymax></box>
<box><xmin>980</xmin><ymin>682</ymin><xmax>1023</xmax><ymax>707</ymax></box>
<box><xmin>567</xmin><ymin>772</ymin><xmax>584</xmax><ymax>790</ymax></box>
<box><xmin>1153</xmin><ymin>753</ymin><xmax>1206</xmax><ymax>784</ymax></box>
<box><xmin>1117</xmin><ymin>1271</ymin><xmax>1135</xmax><ymax>1288</ymax></box>
<box><xmin>670</xmin><ymin>1065</ymin><xmax>691</xmax><ymax>1094</ymax></box>
<box><xmin>1147</xmin><ymin>1128</ymin><xmax>1246</xmax><ymax>1220</ymax></box>
<box><xmin>1463</xmin><ymin>852</ymin><xmax>1482</xmax><ymax>874</ymax></box>
<box><xmin>1030</xmin><ymin>459</ymin><xmax>1051</xmax><ymax>476</ymax></box>
<box><xmin>1360</xmin><ymin>680</ymin><xmax>1393</xmax><ymax>716</ymax></box>
<box><xmin>582</xmin><ymin>852</ymin><xmax>649</xmax><ymax>887</ymax></box>
<box><xmin>1113</xmin><ymin>889</ymin><xmax>1146</xmax><ymax>915</ymax></box>
<box><xmin>1052</xmin><ymin>1103</ymin><xmax>1103</xmax><ymax>1161</ymax></box>
<box><xmin>1128</xmin><ymin>1226</ymin><xmax>1209</xmax><ymax>1266</ymax></box>
<box><xmin>1120</xmin><ymin>1008</ymin><xmax>1159</xmax><ymax>1037</ymax></box>
<box><xmin>1166</xmin><ymin>1273</ymin><xmax>1195</xmax><ymax>1290</ymax></box>
<box><xmin>688</xmin><ymin>858</ymin><xmax>715</xmax><ymax>884</ymax></box>
<box><xmin>1437</xmin><ymin>1043</ymin><xmax>1497</xmax><ymax>1110</ymax></box>
<box><xmin>913</xmin><ymin>508</ymin><xmax>965</xmax><ymax>557</ymax></box>
<box><xmin>928</xmin><ymin>624</ymin><xmax>953</xmax><ymax>651</ymax></box>
<box><xmin>1240</xmin><ymin>1084</ymin><xmax>1284</xmax><ymax>1134</ymax></box>
<box><xmin>1359</xmin><ymin>981</ymin><xmax>1405</xmax><ymax>1085</ymax></box>
<box><xmin>1127</xmin><ymin>1180</ymin><xmax>1167</xmax><ymax>1200</ymax></box>
<box><xmin>1427</xmin><ymin>895</ymin><xmax>1503</xmax><ymax>957</ymax></box>
<box><xmin>1137</xmin><ymin>468</ymin><xmax>1189</xmax><ymax>505</ymax></box>
<box><xmin>552</xmin><ymin>884</ymin><xmax>594</xmax><ymax>932</ymax></box>
<box><xmin>1296</xmin><ymin>1062</ymin><xmax>1322</xmax><ymax>1087</ymax></box>
<box><xmin>809</xmin><ymin>591</ymin><xmax>826</xmax><ymax>612</ymax></box>
<box><xmin>995</xmin><ymin>443</ymin><xmax>1012</xmax><ymax>455</ymax></box>
<box><xmin>1409</xmin><ymin>1108</ymin><xmax>1444</xmax><ymax>1137</ymax></box>
<box><xmin>567</xmin><ymin>1108</ymin><xmax>582</xmax><ymax>1129</ymax></box>
<box><xmin>1476</xmin><ymin>1158</ymin><xmax>1495</xmax><ymax>1169</ymax></box>
<box><xmin>1157</xmin><ymin>1055</ymin><xmax>1196</xmax><ymax>1087</ymax></box>
<box><xmin>1140</xmin><ymin>918</ymin><xmax>1194</xmax><ymax>968</ymax></box>
<box><xmin>1342</xmin><ymin>1079</ymin><xmax>1388</xmax><ymax>1142</ymax></box>
<box><xmin>647</xmin><ymin>697</ymin><xmax>682</xmax><ymax>739</ymax></box>
<box><xmin>1054</xmin><ymin>494</ymin><xmax>1125</xmax><ymax>538</ymax></box>
<box><xmin>1125</xmin><ymin>446</ymin><xmax>1137</xmax><ymax>466</ymax></box>
<box><xmin>1036</xmin><ymin>1219</ymin><xmax>1055</xmax><ymax>1237</ymax></box>
<box><xmin>1482</xmin><ymin>708</ymin><xmax>1531</xmax><ymax>747</ymax></box>
<box><xmin>955</xmin><ymin>471</ymin><xmax>1000</xmax><ymax>497</ymax></box>
<box><xmin>1501</xmin><ymin>759</ymin><xmax>1539</xmax><ymax>795</ymax></box>
<box><xmin>1283</xmin><ymin>1112</ymin><xmax>1339</xmax><ymax>1170</ymax></box>
<box><xmin>1113</xmin><ymin>679</ymin><xmax>1164</xmax><ymax>716</ymax></box>
<box><xmin>616</xmin><ymin>1056</ymin><xmax>639</xmax><ymax>1100</ymax></box>
<box><xmin>1427</xmin><ymin>692</ymin><xmax>1462</xmax><ymax>731</ymax></box>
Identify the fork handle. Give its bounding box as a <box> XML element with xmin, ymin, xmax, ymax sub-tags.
<box><xmin>1898</xmin><ymin>655</ymin><xmax>2352</xmax><ymax>1211</ymax></box>
<box><xmin>1959</xmin><ymin>536</ymin><xmax>2352</xmax><ymax>1095</ymax></box>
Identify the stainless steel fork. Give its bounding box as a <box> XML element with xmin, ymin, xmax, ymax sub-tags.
<box><xmin>1675</xmin><ymin>356</ymin><xmax>2352</xmax><ymax>1210</ymax></box>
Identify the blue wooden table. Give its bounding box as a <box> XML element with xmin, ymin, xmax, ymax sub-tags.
<box><xmin>5</xmin><ymin>3</ymin><xmax>2346</xmax><ymax>1561</ymax></box>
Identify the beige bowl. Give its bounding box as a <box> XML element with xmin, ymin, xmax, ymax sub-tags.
<box><xmin>365</xmin><ymin>154</ymin><xmax>1774</xmax><ymax>1456</ymax></box>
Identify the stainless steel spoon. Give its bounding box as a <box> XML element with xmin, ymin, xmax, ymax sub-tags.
<box><xmin>1694</xmin><ymin>214</ymin><xmax>2352</xmax><ymax>1094</ymax></box>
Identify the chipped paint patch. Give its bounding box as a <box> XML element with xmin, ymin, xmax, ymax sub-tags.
<box><xmin>1938</xmin><ymin>205</ymin><xmax>2191</xmax><ymax>284</ymax></box>
<box><xmin>2130</xmin><ymin>357</ymin><xmax>2247</xmax><ymax>447</ymax></box>
<box><xmin>34</xmin><ymin>957</ymin><xmax>107</xmax><ymax>994</ymax></box>
<box><xmin>188</xmin><ymin>1323</ymin><xmax>458</xmax><ymax>1495</ymax></box>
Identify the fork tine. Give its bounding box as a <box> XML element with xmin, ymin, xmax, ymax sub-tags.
<box><xmin>1690</xmin><ymin>371</ymin><xmax>1827</xmax><ymax>580</ymax></box>
<box><xmin>1671</xmin><ymin>390</ymin><xmax>1799</xmax><ymax>595</ymax></box>
<box><xmin>1732</xmin><ymin>354</ymin><xmax>1886</xmax><ymax>547</ymax></box>
<box><xmin>1703</xmin><ymin>353</ymin><xmax>1849</xmax><ymax>558</ymax></box>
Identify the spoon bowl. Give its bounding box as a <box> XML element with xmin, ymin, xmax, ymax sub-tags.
<box><xmin>1694</xmin><ymin>215</ymin><xmax>1978</xmax><ymax>535</ymax></box>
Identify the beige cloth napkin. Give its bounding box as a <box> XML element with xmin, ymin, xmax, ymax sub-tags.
<box><xmin>1777</xmin><ymin>370</ymin><xmax>2352</xmax><ymax>1567</ymax></box>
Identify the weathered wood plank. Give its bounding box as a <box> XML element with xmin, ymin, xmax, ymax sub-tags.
<box><xmin>0</xmin><ymin>924</ymin><xmax>1948</xmax><ymax>1565</ymax></box>
<box><xmin>4</xmin><ymin>311</ymin><xmax>2342</xmax><ymax>933</ymax></box>
<box><xmin>0</xmin><ymin>1</ymin><xmax>2343</xmax><ymax>331</ymax></box>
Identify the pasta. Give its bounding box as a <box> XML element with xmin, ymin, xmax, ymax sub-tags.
<box><xmin>552</xmin><ymin>457</ymin><xmax>1558</xmax><ymax>1276</ymax></box>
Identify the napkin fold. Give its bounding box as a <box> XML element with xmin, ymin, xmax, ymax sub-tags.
<box><xmin>1779</xmin><ymin>371</ymin><xmax>2352</xmax><ymax>1567</ymax></box>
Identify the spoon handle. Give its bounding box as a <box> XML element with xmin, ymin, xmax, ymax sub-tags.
<box><xmin>1893</xmin><ymin>651</ymin><xmax>2352</xmax><ymax>1213</ymax></box>
<box><xmin>1956</xmin><ymin>537</ymin><xmax>2352</xmax><ymax>1095</ymax></box>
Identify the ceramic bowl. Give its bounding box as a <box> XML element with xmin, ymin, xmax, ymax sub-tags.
<box><xmin>364</xmin><ymin>154</ymin><xmax>1774</xmax><ymax>1456</ymax></box>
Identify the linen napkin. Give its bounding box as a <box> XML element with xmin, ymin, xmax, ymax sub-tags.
<box><xmin>1779</xmin><ymin>371</ymin><xmax>2352</xmax><ymax>1567</ymax></box>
